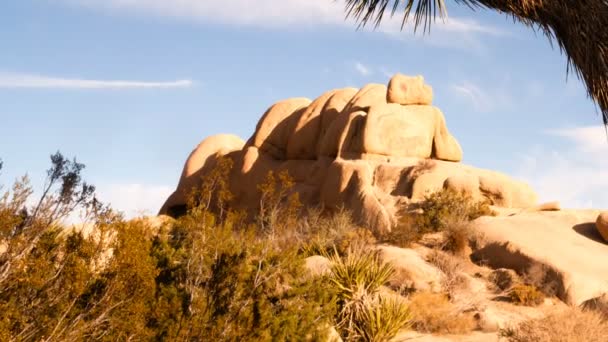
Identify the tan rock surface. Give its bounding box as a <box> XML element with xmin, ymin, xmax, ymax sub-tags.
<box><xmin>304</xmin><ymin>255</ymin><xmax>331</xmax><ymax>277</ymax></box>
<box><xmin>316</xmin><ymin>87</ymin><xmax>358</xmax><ymax>155</ymax></box>
<box><xmin>377</xmin><ymin>245</ymin><xmax>444</xmax><ymax>293</ymax></box>
<box><xmin>387</xmin><ymin>74</ymin><xmax>433</xmax><ymax>105</ymax></box>
<box><xmin>596</xmin><ymin>211</ymin><xmax>608</xmax><ymax>241</ymax></box>
<box><xmin>471</xmin><ymin>210</ymin><xmax>608</xmax><ymax>305</ymax></box>
<box><xmin>287</xmin><ymin>90</ymin><xmax>338</xmax><ymax>160</ymax></box>
<box><xmin>342</xmin><ymin>83</ymin><xmax>387</xmax><ymax>114</ymax></box>
<box><xmin>159</xmin><ymin>134</ymin><xmax>244</xmax><ymax>215</ymax></box>
<box><xmin>362</xmin><ymin>104</ymin><xmax>461</xmax><ymax>161</ymax></box>
<box><xmin>251</xmin><ymin>97</ymin><xmax>311</xmax><ymax>159</ymax></box>
<box><xmin>161</xmin><ymin>73</ymin><xmax>542</xmax><ymax>232</ymax></box>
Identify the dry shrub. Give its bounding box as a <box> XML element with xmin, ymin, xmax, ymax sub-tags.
<box><xmin>387</xmin><ymin>189</ymin><xmax>493</xmax><ymax>248</ymax></box>
<box><xmin>426</xmin><ymin>250</ymin><xmax>468</xmax><ymax>296</ymax></box>
<box><xmin>301</xmin><ymin>208</ymin><xmax>376</xmax><ymax>257</ymax></box>
<box><xmin>508</xmin><ymin>284</ymin><xmax>545</xmax><ymax>306</ymax></box>
<box><xmin>388</xmin><ymin>267</ymin><xmax>417</xmax><ymax>296</ymax></box>
<box><xmin>489</xmin><ymin>268</ymin><xmax>520</xmax><ymax>292</ymax></box>
<box><xmin>501</xmin><ymin>307</ymin><xmax>608</xmax><ymax>342</ymax></box>
<box><xmin>442</xmin><ymin>219</ymin><xmax>476</xmax><ymax>255</ymax></box>
<box><xmin>581</xmin><ymin>293</ymin><xmax>608</xmax><ymax>319</ymax></box>
<box><xmin>522</xmin><ymin>263</ymin><xmax>561</xmax><ymax>298</ymax></box>
<box><xmin>383</xmin><ymin>214</ymin><xmax>419</xmax><ymax>248</ymax></box>
<box><xmin>407</xmin><ymin>292</ymin><xmax>477</xmax><ymax>334</ymax></box>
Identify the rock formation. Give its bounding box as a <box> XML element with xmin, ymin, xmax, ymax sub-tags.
<box><xmin>596</xmin><ymin>212</ymin><xmax>608</xmax><ymax>242</ymax></box>
<box><xmin>160</xmin><ymin>74</ymin><xmax>538</xmax><ymax>233</ymax></box>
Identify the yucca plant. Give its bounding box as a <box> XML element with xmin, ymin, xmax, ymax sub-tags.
<box><xmin>355</xmin><ymin>296</ymin><xmax>412</xmax><ymax>342</ymax></box>
<box><xmin>344</xmin><ymin>0</ymin><xmax>608</xmax><ymax>128</ymax></box>
<box><xmin>328</xmin><ymin>247</ymin><xmax>411</xmax><ymax>341</ymax></box>
<box><xmin>328</xmin><ymin>247</ymin><xmax>394</xmax><ymax>300</ymax></box>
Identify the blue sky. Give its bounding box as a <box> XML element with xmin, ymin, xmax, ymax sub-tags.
<box><xmin>1</xmin><ymin>0</ymin><xmax>607</xmax><ymax>216</ymax></box>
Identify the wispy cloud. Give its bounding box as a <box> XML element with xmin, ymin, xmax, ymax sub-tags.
<box><xmin>96</xmin><ymin>183</ymin><xmax>173</xmax><ymax>218</ymax></box>
<box><xmin>354</xmin><ymin>62</ymin><xmax>372</xmax><ymax>76</ymax></box>
<box><xmin>65</xmin><ymin>0</ymin><xmax>506</xmax><ymax>48</ymax></box>
<box><xmin>379</xmin><ymin>16</ymin><xmax>507</xmax><ymax>37</ymax></box>
<box><xmin>67</xmin><ymin>0</ymin><xmax>346</xmax><ymax>27</ymax></box>
<box><xmin>450</xmin><ymin>81</ymin><xmax>493</xmax><ymax>112</ymax></box>
<box><xmin>0</xmin><ymin>72</ymin><xmax>193</xmax><ymax>89</ymax></box>
<box><xmin>515</xmin><ymin>125</ymin><xmax>608</xmax><ymax>209</ymax></box>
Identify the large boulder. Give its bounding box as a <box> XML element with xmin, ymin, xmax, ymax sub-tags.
<box><xmin>161</xmin><ymin>73</ymin><xmax>541</xmax><ymax>233</ymax></box>
<box><xmin>251</xmin><ymin>98</ymin><xmax>311</xmax><ymax>160</ymax></box>
<box><xmin>387</xmin><ymin>74</ymin><xmax>433</xmax><ymax>105</ymax></box>
<box><xmin>159</xmin><ymin>134</ymin><xmax>244</xmax><ymax>215</ymax></box>
<box><xmin>287</xmin><ymin>90</ymin><xmax>339</xmax><ymax>160</ymax></box>
<box><xmin>362</xmin><ymin>104</ymin><xmax>462</xmax><ymax>161</ymax></box>
<box><xmin>316</xmin><ymin>87</ymin><xmax>359</xmax><ymax>155</ymax></box>
<box><xmin>377</xmin><ymin>245</ymin><xmax>444</xmax><ymax>293</ymax></box>
<box><xmin>471</xmin><ymin>210</ymin><xmax>608</xmax><ymax>305</ymax></box>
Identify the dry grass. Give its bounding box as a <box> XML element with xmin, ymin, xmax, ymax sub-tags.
<box><xmin>426</xmin><ymin>250</ymin><xmax>469</xmax><ymax>294</ymax></box>
<box><xmin>522</xmin><ymin>263</ymin><xmax>560</xmax><ymax>298</ymax></box>
<box><xmin>301</xmin><ymin>208</ymin><xmax>376</xmax><ymax>257</ymax></box>
<box><xmin>501</xmin><ymin>307</ymin><xmax>608</xmax><ymax>342</ymax></box>
<box><xmin>442</xmin><ymin>219</ymin><xmax>480</xmax><ymax>256</ymax></box>
<box><xmin>508</xmin><ymin>284</ymin><xmax>545</xmax><ymax>306</ymax></box>
<box><xmin>407</xmin><ymin>292</ymin><xmax>477</xmax><ymax>334</ymax></box>
<box><xmin>489</xmin><ymin>268</ymin><xmax>520</xmax><ymax>292</ymax></box>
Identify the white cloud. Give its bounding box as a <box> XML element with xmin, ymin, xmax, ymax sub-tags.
<box><xmin>96</xmin><ymin>183</ymin><xmax>173</xmax><ymax>218</ymax></box>
<box><xmin>354</xmin><ymin>62</ymin><xmax>372</xmax><ymax>76</ymax></box>
<box><xmin>378</xmin><ymin>16</ymin><xmax>507</xmax><ymax>37</ymax></box>
<box><xmin>64</xmin><ymin>0</ymin><xmax>505</xmax><ymax>47</ymax></box>
<box><xmin>515</xmin><ymin>125</ymin><xmax>608</xmax><ymax>209</ymax></box>
<box><xmin>0</xmin><ymin>72</ymin><xmax>193</xmax><ymax>89</ymax></box>
<box><xmin>67</xmin><ymin>0</ymin><xmax>346</xmax><ymax>27</ymax></box>
<box><xmin>547</xmin><ymin>126</ymin><xmax>608</xmax><ymax>153</ymax></box>
<box><xmin>450</xmin><ymin>81</ymin><xmax>493</xmax><ymax>112</ymax></box>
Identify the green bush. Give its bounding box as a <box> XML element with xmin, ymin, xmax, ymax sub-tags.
<box><xmin>387</xmin><ymin>188</ymin><xmax>495</xmax><ymax>248</ymax></box>
<box><xmin>0</xmin><ymin>153</ymin><xmax>338</xmax><ymax>341</ymax></box>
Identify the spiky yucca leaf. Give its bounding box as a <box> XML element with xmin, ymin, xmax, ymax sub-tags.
<box><xmin>355</xmin><ymin>296</ymin><xmax>412</xmax><ymax>342</ymax></box>
<box><xmin>328</xmin><ymin>247</ymin><xmax>394</xmax><ymax>299</ymax></box>
<box><xmin>328</xmin><ymin>247</ymin><xmax>399</xmax><ymax>340</ymax></box>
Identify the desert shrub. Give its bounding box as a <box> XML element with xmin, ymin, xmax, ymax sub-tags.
<box><xmin>383</xmin><ymin>214</ymin><xmax>420</xmax><ymax>248</ymax></box>
<box><xmin>257</xmin><ymin>169</ymin><xmax>302</xmax><ymax>237</ymax></box>
<box><xmin>302</xmin><ymin>209</ymin><xmax>376</xmax><ymax>257</ymax></box>
<box><xmin>508</xmin><ymin>284</ymin><xmax>545</xmax><ymax>306</ymax></box>
<box><xmin>426</xmin><ymin>250</ymin><xmax>469</xmax><ymax>296</ymax></box>
<box><xmin>0</xmin><ymin>153</ymin><xmax>339</xmax><ymax>341</ymax></box>
<box><xmin>328</xmin><ymin>248</ymin><xmax>411</xmax><ymax>341</ymax></box>
<box><xmin>407</xmin><ymin>292</ymin><xmax>477</xmax><ymax>334</ymax></box>
<box><xmin>522</xmin><ymin>263</ymin><xmax>561</xmax><ymax>298</ymax></box>
<box><xmin>500</xmin><ymin>307</ymin><xmax>608</xmax><ymax>342</ymax></box>
<box><xmin>355</xmin><ymin>296</ymin><xmax>412</xmax><ymax>342</ymax></box>
<box><xmin>387</xmin><ymin>189</ymin><xmax>494</xmax><ymax>248</ymax></box>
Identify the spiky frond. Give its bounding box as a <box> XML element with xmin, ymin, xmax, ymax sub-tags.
<box><xmin>344</xmin><ymin>0</ymin><xmax>608</xmax><ymax>127</ymax></box>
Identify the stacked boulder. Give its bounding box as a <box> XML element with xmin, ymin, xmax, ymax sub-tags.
<box><xmin>160</xmin><ymin>74</ymin><xmax>538</xmax><ymax>233</ymax></box>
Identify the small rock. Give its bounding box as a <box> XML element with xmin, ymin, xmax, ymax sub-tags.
<box><xmin>596</xmin><ymin>212</ymin><xmax>608</xmax><ymax>242</ymax></box>
<box><xmin>305</xmin><ymin>255</ymin><xmax>331</xmax><ymax>277</ymax></box>
<box><xmin>377</xmin><ymin>245</ymin><xmax>444</xmax><ymax>293</ymax></box>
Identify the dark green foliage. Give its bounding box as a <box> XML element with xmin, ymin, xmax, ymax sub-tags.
<box><xmin>386</xmin><ymin>189</ymin><xmax>494</xmax><ymax>247</ymax></box>
<box><xmin>0</xmin><ymin>153</ymin><xmax>338</xmax><ymax>341</ymax></box>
